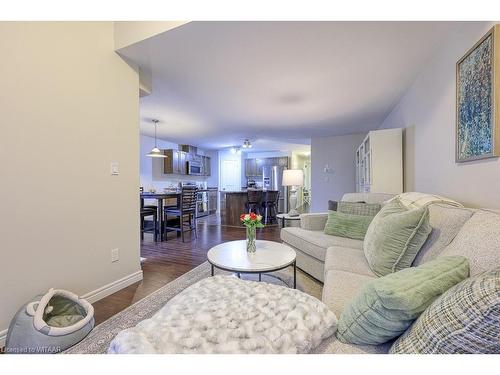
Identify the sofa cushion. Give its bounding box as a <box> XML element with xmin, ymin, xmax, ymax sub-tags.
<box><xmin>390</xmin><ymin>267</ymin><xmax>500</xmax><ymax>354</ymax></box>
<box><xmin>439</xmin><ymin>209</ymin><xmax>500</xmax><ymax>276</ymax></box>
<box><xmin>363</xmin><ymin>199</ymin><xmax>432</xmax><ymax>276</ymax></box>
<box><xmin>281</xmin><ymin>227</ymin><xmax>363</xmax><ymax>262</ymax></box>
<box><xmin>324</xmin><ymin>246</ymin><xmax>376</xmax><ymax>278</ymax></box>
<box><xmin>337</xmin><ymin>201</ymin><xmax>381</xmax><ymax>216</ymax></box>
<box><xmin>324</xmin><ymin>211</ymin><xmax>374</xmax><ymax>240</ymax></box>
<box><xmin>312</xmin><ymin>332</ymin><xmax>391</xmax><ymax>354</ymax></box>
<box><xmin>341</xmin><ymin>193</ymin><xmax>395</xmax><ymax>205</ymax></box>
<box><xmin>413</xmin><ymin>204</ymin><xmax>473</xmax><ymax>266</ymax></box>
<box><xmin>336</xmin><ymin>256</ymin><xmax>469</xmax><ymax>346</ymax></box>
<box><xmin>322</xmin><ymin>269</ymin><xmax>376</xmax><ymax>318</ymax></box>
<box><xmin>390</xmin><ymin>192</ymin><xmax>463</xmax><ymax>209</ymax></box>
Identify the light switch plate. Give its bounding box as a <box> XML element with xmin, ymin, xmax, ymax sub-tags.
<box><xmin>110</xmin><ymin>162</ymin><xmax>119</xmax><ymax>176</ymax></box>
<box><xmin>111</xmin><ymin>248</ymin><xmax>119</xmax><ymax>262</ymax></box>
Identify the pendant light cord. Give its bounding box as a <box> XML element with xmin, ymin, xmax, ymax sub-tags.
<box><xmin>153</xmin><ymin>119</ymin><xmax>159</xmax><ymax>148</ymax></box>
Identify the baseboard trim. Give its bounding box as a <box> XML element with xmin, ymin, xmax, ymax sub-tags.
<box><xmin>81</xmin><ymin>270</ymin><xmax>144</xmax><ymax>304</ymax></box>
<box><xmin>0</xmin><ymin>270</ymin><xmax>143</xmax><ymax>349</ymax></box>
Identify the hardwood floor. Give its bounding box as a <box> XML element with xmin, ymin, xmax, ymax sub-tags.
<box><xmin>92</xmin><ymin>216</ymin><xmax>282</xmax><ymax>325</ymax></box>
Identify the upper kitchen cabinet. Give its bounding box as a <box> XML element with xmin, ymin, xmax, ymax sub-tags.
<box><xmin>245</xmin><ymin>158</ymin><xmax>264</xmax><ymax>177</ymax></box>
<box><xmin>278</xmin><ymin>157</ymin><xmax>289</xmax><ymax>167</ymax></box>
<box><xmin>163</xmin><ymin>149</ymin><xmax>187</xmax><ymax>175</ymax></box>
<box><xmin>245</xmin><ymin>157</ymin><xmax>288</xmax><ymax>176</ymax></box>
<box><xmin>245</xmin><ymin>158</ymin><xmax>255</xmax><ymax>177</ymax></box>
<box><xmin>163</xmin><ymin>148</ymin><xmax>210</xmax><ymax>176</ymax></box>
<box><xmin>202</xmin><ymin>155</ymin><xmax>211</xmax><ymax>176</ymax></box>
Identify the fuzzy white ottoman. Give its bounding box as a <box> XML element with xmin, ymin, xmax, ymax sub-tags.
<box><xmin>109</xmin><ymin>275</ymin><xmax>337</xmax><ymax>354</ymax></box>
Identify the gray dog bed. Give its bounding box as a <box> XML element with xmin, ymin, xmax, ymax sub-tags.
<box><xmin>6</xmin><ymin>289</ymin><xmax>94</xmax><ymax>354</ymax></box>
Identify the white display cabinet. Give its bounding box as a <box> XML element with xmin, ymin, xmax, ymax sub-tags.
<box><xmin>355</xmin><ymin>128</ymin><xmax>403</xmax><ymax>194</ymax></box>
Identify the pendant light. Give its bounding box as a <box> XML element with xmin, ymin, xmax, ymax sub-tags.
<box><xmin>146</xmin><ymin>119</ymin><xmax>166</xmax><ymax>158</ymax></box>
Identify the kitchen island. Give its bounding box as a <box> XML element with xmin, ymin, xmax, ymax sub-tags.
<box><xmin>220</xmin><ymin>191</ymin><xmax>248</xmax><ymax>227</ymax></box>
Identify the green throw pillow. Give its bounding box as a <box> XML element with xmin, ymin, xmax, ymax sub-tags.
<box><xmin>363</xmin><ymin>198</ymin><xmax>432</xmax><ymax>276</ymax></box>
<box><xmin>336</xmin><ymin>256</ymin><xmax>470</xmax><ymax>346</ymax></box>
<box><xmin>324</xmin><ymin>210</ymin><xmax>374</xmax><ymax>240</ymax></box>
<box><xmin>338</xmin><ymin>201</ymin><xmax>381</xmax><ymax>216</ymax></box>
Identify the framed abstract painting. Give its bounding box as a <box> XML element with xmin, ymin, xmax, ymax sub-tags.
<box><xmin>456</xmin><ymin>25</ymin><xmax>500</xmax><ymax>162</ymax></box>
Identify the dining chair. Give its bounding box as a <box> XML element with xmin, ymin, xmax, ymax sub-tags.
<box><xmin>262</xmin><ymin>190</ymin><xmax>279</xmax><ymax>225</ymax></box>
<box><xmin>245</xmin><ymin>189</ymin><xmax>263</xmax><ymax>215</ymax></box>
<box><xmin>140</xmin><ymin>207</ymin><xmax>158</xmax><ymax>242</ymax></box>
<box><xmin>164</xmin><ymin>186</ymin><xmax>198</xmax><ymax>242</ymax></box>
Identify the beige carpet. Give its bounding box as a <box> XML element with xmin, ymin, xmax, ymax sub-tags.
<box><xmin>65</xmin><ymin>261</ymin><xmax>323</xmax><ymax>354</ymax></box>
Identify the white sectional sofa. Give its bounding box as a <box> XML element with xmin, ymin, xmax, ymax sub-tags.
<box><xmin>280</xmin><ymin>193</ymin><xmax>395</xmax><ymax>282</ymax></box>
<box><xmin>280</xmin><ymin>192</ymin><xmax>500</xmax><ymax>354</ymax></box>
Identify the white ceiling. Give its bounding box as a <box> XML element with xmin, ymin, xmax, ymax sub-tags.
<box><xmin>119</xmin><ymin>21</ymin><xmax>468</xmax><ymax>151</ymax></box>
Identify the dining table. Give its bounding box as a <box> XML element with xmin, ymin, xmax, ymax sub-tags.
<box><xmin>140</xmin><ymin>191</ymin><xmax>181</xmax><ymax>241</ymax></box>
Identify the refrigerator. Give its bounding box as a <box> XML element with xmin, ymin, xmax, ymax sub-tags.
<box><xmin>262</xmin><ymin>165</ymin><xmax>287</xmax><ymax>213</ymax></box>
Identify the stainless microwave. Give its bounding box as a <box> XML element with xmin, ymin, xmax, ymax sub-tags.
<box><xmin>187</xmin><ymin>161</ymin><xmax>203</xmax><ymax>175</ymax></box>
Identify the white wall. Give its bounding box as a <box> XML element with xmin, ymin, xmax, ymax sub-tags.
<box><xmin>379</xmin><ymin>21</ymin><xmax>500</xmax><ymax>208</ymax></box>
<box><xmin>0</xmin><ymin>22</ymin><xmax>141</xmax><ymax>338</ymax></box>
<box><xmin>114</xmin><ymin>21</ymin><xmax>188</xmax><ymax>50</ymax></box>
<box><xmin>310</xmin><ymin>133</ymin><xmax>366</xmax><ymax>212</ymax></box>
<box><xmin>140</xmin><ymin>135</ymin><xmax>219</xmax><ymax>190</ymax></box>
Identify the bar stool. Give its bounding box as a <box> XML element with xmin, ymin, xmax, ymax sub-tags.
<box><xmin>164</xmin><ymin>186</ymin><xmax>198</xmax><ymax>242</ymax></box>
<box><xmin>140</xmin><ymin>207</ymin><xmax>158</xmax><ymax>241</ymax></box>
<box><xmin>246</xmin><ymin>189</ymin><xmax>263</xmax><ymax>215</ymax></box>
<box><xmin>262</xmin><ymin>190</ymin><xmax>279</xmax><ymax>225</ymax></box>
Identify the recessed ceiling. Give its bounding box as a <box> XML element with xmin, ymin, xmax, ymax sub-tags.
<box><xmin>118</xmin><ymin>21</ymin><xmax>469</xmax><ymax>150</ymax></box>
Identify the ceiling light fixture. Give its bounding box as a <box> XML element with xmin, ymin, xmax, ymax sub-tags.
<box><xmin>242</xmin><ymin>139</ymin><xmax>252</xmax><ymax>148</ymax></box>
<box><xmin>146</xmin><ymin>119</ymin><xmax>166</xmax><ymax>158</ymax></box>
<box><xmin>230</xmin><ymin>147</ymin><xmax>241</xmax><ymax>155</ymax></box>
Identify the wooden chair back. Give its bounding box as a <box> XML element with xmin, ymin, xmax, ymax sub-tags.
<box><xmin>264</xmin><ymin>190</ymin><xmax>279</xmax><ymax>204</ymax></box>
<box><xmin>181</xmin><ymin>187</ymin><xmax>198</xmax><ymax>212</ymax></box>
<box><xmin>247</xmin><ymin>189</ymin><xmax>263</xmax><ymax>204</ymax></box>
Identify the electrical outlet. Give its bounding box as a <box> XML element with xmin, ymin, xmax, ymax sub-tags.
<box><xmin>111</xmin><ymin>248</ymin><xmax>119</xmax><ymax>262</ymax></box>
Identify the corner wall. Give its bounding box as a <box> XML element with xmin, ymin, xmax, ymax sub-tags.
<box><xmin>0</xmin><ymin>22</ymin><xmax>141</xmax><ymax>339</ymax></box>
<box><xmin>379</xmin><ymin>21</ymin><xmax>500</xmax><ymax>208</ymax></box>
<box><xmin>310</xmin><ymin>133</ymin><xmax>366</xmax><ymax>212</ymax></box>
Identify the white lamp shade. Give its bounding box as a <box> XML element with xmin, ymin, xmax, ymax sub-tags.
<box><xmin>282</xmin><ymin>169</ymin><xmax>304</xmax><ymax>186</ymax></box>
<box><xmin>146</xmin><ymin>147</ymin><xmax>167</xmax><ymax>158</ymax></box>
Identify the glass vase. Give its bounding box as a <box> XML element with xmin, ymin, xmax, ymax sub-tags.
<box><xmin>246</xmin><ymin>225</ymin><xmax>256</xmax><ymax>253</ymax></box>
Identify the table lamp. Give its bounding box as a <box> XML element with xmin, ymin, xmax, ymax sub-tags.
<box><xmin>282</xmin><ymin>169</ymin><xmax>304</xmax><ymax>217</ymax></box>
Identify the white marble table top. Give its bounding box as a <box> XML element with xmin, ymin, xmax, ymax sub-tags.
<box><xmin>207</xmin><ymin>240</ymin><xmax>296</xmax><ymax>273</ymax></box>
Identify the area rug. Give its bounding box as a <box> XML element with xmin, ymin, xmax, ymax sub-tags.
<box><xmin>65</xmin><ymin>261</ymin><xmax>322</xmax><ymax>354</ymax></box>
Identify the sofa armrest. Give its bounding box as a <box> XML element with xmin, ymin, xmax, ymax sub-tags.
<box><xmin>300</xmin><ymin>213</ymin><xmax>328</xmax><ymax>231</ymax></box>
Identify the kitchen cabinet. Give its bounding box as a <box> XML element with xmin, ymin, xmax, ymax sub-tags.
<box><xmin>245</xmin><ymin>158</ymin><xmax>264</xmax><ymax>177</ymax></box>
<box><xmin>245</xmin><ymin>158</ymin><xmax>256</xmax><ymax>177</ymax></box>
<box><xmin>179</xmin><ymin>151</ymin><xmax>187</xmax><ymax>175</ymax></box>
<box><xmin>202</xmin><ymin>156</ymin><xmax>211</xmax><ymax>176</ymax></box>
<box><xmin>255</xmin><ymin>158</ymin><xmax>264</xmax><ymax>175</ymax></box>
<box><xmin>163</xmin><ymin>150</ymin><xmax>187</xmax><ymax>175</ymax></box>
<box><xmin>278</xmin><ymin>157</ymin><xmax>289</xmax><ymax>167</ymax></box>
<box><xmin>245</xmin><ymin>157</ymin><xmax>288</xmax><ymax>177</ymax></box>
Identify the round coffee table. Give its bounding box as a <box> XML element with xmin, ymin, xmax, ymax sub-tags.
<box><xmin>207</xmin><ymin>240</ymin><xmax>297</xmax><ymax>288</ymax></box>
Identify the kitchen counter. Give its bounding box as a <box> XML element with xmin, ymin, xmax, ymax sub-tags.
<box><xmin>220</xmin><ymin>191</ymin><xmax>247</xmax><ymax>227</ymax></box>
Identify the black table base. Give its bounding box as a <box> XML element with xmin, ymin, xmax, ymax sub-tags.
<box><xmin>210</xmin><ymin>261</ymin><xmax>297</xmax><ymax>289</ymax></box>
